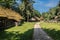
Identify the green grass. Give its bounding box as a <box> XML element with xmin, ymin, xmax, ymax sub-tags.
<box><xmin>40</xmin><ymin>22</ymin><xmax>60</xmax><ymax>40</ymax></box>
<box><xmin>0</xmin><ymin>22</ymin><xmax>35</xmax><ymax>40</ymax></box>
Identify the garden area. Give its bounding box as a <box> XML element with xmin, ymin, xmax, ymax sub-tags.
<box><xmin>40</xmin><ymin>22</ymin><xmax>60</xmax><ymax>40</ymax></box>
<box><xmin>0</xmin><ymin>22</ymin><xmax>35</xmax><ymax>40</ymax></box>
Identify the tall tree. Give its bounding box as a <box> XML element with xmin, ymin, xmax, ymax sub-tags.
<box><xmin>19</xmin><ymin>0</ymin><xmax>35</xmax><ymax>21</ymax></box>
<box><xmin>55</xmin><ymin>0</ymin><xmax>60</xmax><ymax>21</ymax></box>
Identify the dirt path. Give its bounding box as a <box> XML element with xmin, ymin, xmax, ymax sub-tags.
<box><xmin>33</xmin><ymin>22</ymin><xmax>53</xmax><ymax>40</ymax></box>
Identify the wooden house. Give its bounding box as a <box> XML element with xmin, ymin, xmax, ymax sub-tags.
<box><xmin>0</xmin><ymin>6</ymin><xmax>23</xmax><ymax>28</ymax></box>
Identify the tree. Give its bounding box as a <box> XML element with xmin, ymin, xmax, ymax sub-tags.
<box><xmin>0</xmin><ymin>0</ymin><xmax>16</xmax><ymax>8</ymax></box>
<box><xmin>33</xmin><ymin>10</ymin><xmax>41</xmax><ymax>18</ymax></box>
<box><xmin>55</xmin><ymin>1</ymin><xmax>60</xmax><ymax>21</ymax></box>
<box><xmin>19</xmin><ymin>0</ymin><xmax>35</xmax><ymax>21</ymax></box>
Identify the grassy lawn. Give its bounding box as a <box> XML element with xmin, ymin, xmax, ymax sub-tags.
<box><xmin>0</xmin><ymin>22</ymin><xmax>35</xmax><ymax>40</ymax></box>
<box><xmin>40</xmin><ymin>22</ymin><xmax>60</xmax><ymax>40</ymax></box>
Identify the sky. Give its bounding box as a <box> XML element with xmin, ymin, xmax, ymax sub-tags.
<box><xmin>33</xmin><ymin>0</ymin><xmax>59</xmax><ymax>13</ymax></box>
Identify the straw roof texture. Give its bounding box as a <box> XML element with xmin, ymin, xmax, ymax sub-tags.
<box><xmin>0</xmin><ymin>6</ymin><xmax>23</xmax><ymax>21</ymax></box>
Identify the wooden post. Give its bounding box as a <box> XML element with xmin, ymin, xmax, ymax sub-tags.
<box><xmin>15</xmin><ymin>22</ymin><xmax>18</xmax><ymax>26</ymax></box>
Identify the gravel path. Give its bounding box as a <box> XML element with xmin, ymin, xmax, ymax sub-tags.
<box><xmin>33</xmin><ymin>22</ymin><xmax>53</xmax><ymax>40</ymax></box>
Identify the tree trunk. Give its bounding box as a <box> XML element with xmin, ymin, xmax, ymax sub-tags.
<box><xmin>27</xmin><ymin>14</ymin><xmax>29</xmax><ymax>22</ymax></box>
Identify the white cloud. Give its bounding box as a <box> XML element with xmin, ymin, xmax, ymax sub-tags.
<box><xmin>45</xmin><ymin>3</ymin><xmax>56</xmax><ymax>7</ymax></box>
<box><xmin>34</xmin><ymin>0</ymin><xmax>44</xmax><ymax>5</ymax></box>
<box><xmin>45</xmin><ymin>0</ymin><xmax>58</xmax><ymax>7</ymax></box>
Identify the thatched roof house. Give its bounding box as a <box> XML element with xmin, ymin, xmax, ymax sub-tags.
<box><xmin>0</xmin><ymin>7</ymin><xmax>23</xmax><ymax>21</ymax></box>
<box><xmin>0</xmin><ymin>6</ymin><xmax>23</xmax><ymax>28</ymax></box>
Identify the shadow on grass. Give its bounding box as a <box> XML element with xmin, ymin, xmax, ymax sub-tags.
<box><xmin>42</xmin><ymin>28</ymin><xmax>60</xmax><ymax>40</ymax></box>
<box><xmin>0</xmin><ymin>29</ymin><xmax>33</xmax><ymax>40</ymax></box>
<box><xmin>0</xmin><ymin>21</ymin><xmax>24</xmax><ymax>31</ymax></box>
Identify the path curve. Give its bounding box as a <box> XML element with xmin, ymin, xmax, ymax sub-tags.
<box><xmin>33</xmin><ymin>22</ymin><xmax>53</xmax><ymax>40</ymax></box>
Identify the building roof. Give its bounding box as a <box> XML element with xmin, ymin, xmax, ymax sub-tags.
<box><xmin>0</xmin><ymin>6</ymin><xmax>23</xmax><ymax>21</ymax></box>
<box><xmin>30</xmin><ymin>16</ymin><xmax>40</xmax><ymax>21</ymax></box>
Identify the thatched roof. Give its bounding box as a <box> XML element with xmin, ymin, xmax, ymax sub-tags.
<box><xmin>0</xmin><ymin>6</ymin><xmax>23</xmax><ymax>21</ymax></box>
<box><xmin>30</xmin><ymin>16</ymin><xmax>40</xmax><ymax>21</ymax></box>
<box><xmin>40</xmin><ymin>16</ymin><xmax>44</xmax><ymax>20</ymax></box>
<box><xmin>34</xmin><ymin>16</ymin><xmax>40</xmax><ymax>21</ymax></box>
